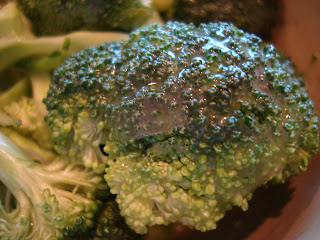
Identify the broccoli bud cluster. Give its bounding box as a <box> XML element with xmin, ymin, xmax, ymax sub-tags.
<box><xmin>44</xmin><ymin>22</ymin><xmax>319</xmax><ymax>234</ymax></box>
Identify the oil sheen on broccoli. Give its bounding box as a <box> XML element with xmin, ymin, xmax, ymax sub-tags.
<box><xmin>16</xmin><ymin>0</ymin><xmax>153</xmax><ymax>36</ymax></box>
<box><xmin>44</xmin><ymin>22</ymin><xmax>319</xmax><ymax>234</ymax></box>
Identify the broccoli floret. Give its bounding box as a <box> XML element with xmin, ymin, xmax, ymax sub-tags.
<box><xmin>44</xmin><ymin>22</ymin><xmax>319</xmax><ymax>234</ymax></box>
<box><xmin>16</xmin><ymin>0</ymin><xmax>154</xmax><ymax>36</ymax></box>
<box><xmin>94</xmin><ymin>198</ymin><xmax>144</xmax><ymax>240</ymax></box>
<box><xmin>0</xmin><ymin>131</ymin><xmax>108</xmax><ymax>239</ymax></box>
<box><xmin>159</xmin><ymin>0</ymin><xmax>280</xmax><ymax>40</ymax></box>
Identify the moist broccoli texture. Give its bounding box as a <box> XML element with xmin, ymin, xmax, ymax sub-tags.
<box><xmin>44</xmin><ymin>22</ymin><xmax>319</xmax><ymax>234</ymax></box>
<box><xmin>16</xmin><ymin>0</ymin><xmax>153</xmax><ymax>36</ymax></box>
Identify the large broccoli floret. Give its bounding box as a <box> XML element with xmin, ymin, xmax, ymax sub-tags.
<box><xmin>0</xmin><ymin>131</ymin><xmax>108</xmax><ymax>239</ymax></box>
<box><xmin>44</xmin><ymin>22</ymin><xmax>319</xmax><ymax>234</ymax></box>
<box><xmin>16</xmin><ymin>0</ymin><xmax>154</xmax><ymax>36</ymax></box>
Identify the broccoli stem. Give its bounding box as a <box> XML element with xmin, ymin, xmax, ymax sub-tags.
<box><xmin>0</xmin><ymin>131</ymin><xmax>46</xmax><ymax>204</ymax></box>
<box><xmin>30</xmin><ymin>72</ymin><xmax>51</xmax><ymax>116</ymax></box>
<box><xmin>0</xmin><ymin>131</ymin><xmax>99</xmax><ymax>206</ymax></box>
<box><xmin>0</xmin><ymin>127</ymin><xmax>56</xmax><ymax>164</ymax></box>
<box><xmin>0</xmin><ymin>137</ymin><xmax>32</xmax><ymax>238</ymax></box>
<box><xmin>0</xmin><ymin>191</ymin><xmax>31</xmax><ymax>239</ymax></box>
<box><xmin>0</xmin><ymin>131</ymin><xmax>108</xmax><ymax>239</ymax></box>
<box><xmin>0</xmin><ymin>31</ymin><xmax>129</xmax><ymax>72</ymax></box>
<box><xmin>36</xmin><ymin>170</ymin><xmax>96</xmax><ymax>188</ymax></box>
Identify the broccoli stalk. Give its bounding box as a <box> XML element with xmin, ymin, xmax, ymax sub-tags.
<box><xmin>0</xmin><ymin>131</ymin><xmax>108</xmax><ymax>240</ymax></box>
<box><xmin>0</xmin><ymin>2</ymin><xmax>130</xmax><ymax>73</ymax></box>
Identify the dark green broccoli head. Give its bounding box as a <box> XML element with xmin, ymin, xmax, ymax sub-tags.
<box><xmin>44</xmin><ymin>22</ymin><xmax>319</xmax><ymax>234</ymax></box>
<box><xmin>16</xmin><ymin>0</ymin><xmax>153</xmax><ymax>36</ymax></box>
<box><xmin>163</xmin><ymin>0</ymin><xmax>279</xmax><ymax>40</ymax></box>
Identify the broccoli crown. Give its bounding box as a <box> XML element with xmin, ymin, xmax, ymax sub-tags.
<box><xmin>44</xmin><ymin>22</ymin><xmax>319</xmax><ymax>234</ymax></box>
<box><xmin>16</xmin><ymin>0</ymin><xmax>153</xmax><ymax>36</ymax></box>
<box><xmin>0</xmin><ymin>131</ymin><xmax>108</xmax><ymax>240</ymax></box>
<box><xmin>166</xmin><ymin>0</ymin><xmax>279</xmax><ymax>40</ymax></box>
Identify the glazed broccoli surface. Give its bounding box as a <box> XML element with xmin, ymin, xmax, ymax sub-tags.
<box><xmin>159</xmin><ymin>0</ymin><xmax>279</xmax><ymax>40</ymax></box>
<box><xmin>16</xmin><ymin>0</ymin><xmax>154</xmax><ymax>35</ymax></box>
<box><xmin>44</xmin><ymin>22</ymin><xmax>319</xmax><ymax>234</ymax></box>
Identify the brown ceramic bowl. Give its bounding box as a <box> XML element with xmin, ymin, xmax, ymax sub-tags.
<box><xmin>146</xmin><ymin>0</ymin><xmax>320</xmax><ymax>239</ymax></box>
